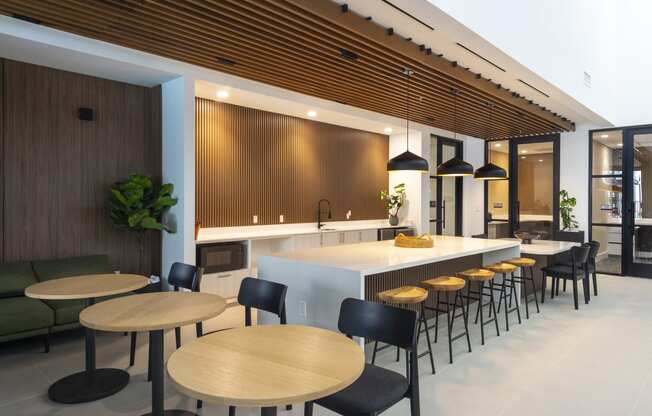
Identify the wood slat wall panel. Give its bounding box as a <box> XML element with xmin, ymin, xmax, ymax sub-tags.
<box><xmin>196</xmin><ymin>98</ymin><xmax>388</xmax><ymax>227</ymax></box>
<box><xmin>2</xmin><ymin>60</ymin><xmax>161</xmax><ymax>275</ymax></box>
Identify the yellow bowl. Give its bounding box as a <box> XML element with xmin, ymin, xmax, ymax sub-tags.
<box><xmin>394</xmin><ymin>233</ymin><xmax>434</xmax><ymax>248</ymax></box>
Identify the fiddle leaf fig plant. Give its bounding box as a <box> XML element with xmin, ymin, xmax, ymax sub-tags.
<box><xmin>109</xmin><ymin>174</ymin><xmax>178</xmax><ymax>274</ymax></box>
<box><xmin>560</xmin><ymin>189</ymin><xmax>578</xmax><ymax>231</ymax></box>
<box><xmin>380</xmin><ymin>183</ymin><xmax>406</xmax><ymax>216</ymax></box>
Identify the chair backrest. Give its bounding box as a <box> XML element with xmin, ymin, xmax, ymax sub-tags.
<box><xmin>587</xmin><ymin>241</ymin><xmax>600</xmax><ymax>264</ymax></box>
<box><xmin>168</xmin><ymin>262</ymin><xmax>200</xmax><ymax>292</ymax></box>
<box><xmin>338</xmin><ymin>298</ymin><xmax>418</xmax><ymax>350</ymax></box>
<box><xmin>237</xmin><ymin>277</ymin><xmax>288</xmax><ymax>326</ymax></box>
<box><xmin>570</xmin><ymin>244</ymin><xmax>591</xmax><ymax>269</ymax></box>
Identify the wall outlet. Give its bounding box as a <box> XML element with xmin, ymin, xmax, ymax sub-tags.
<box><xmin>346</xmin><ymin>210</ymin><xmax>352</xmax><ymax>220</ymax></box>
<box><xmin>253</xmin><ymin>215</ymin><xmax>258</xmax><ymax>224</ymax></box>
<box><xmin>298</xmin><ymin>300</ymin><xmax>307</xmax><ymax>317</ymax></box>
<box><xmin>279</xmin><ymin>214</ymin><xmax>284</xmax><ymax>223</ymax></box>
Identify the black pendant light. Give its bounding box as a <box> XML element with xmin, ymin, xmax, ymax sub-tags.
<box><xmin>474</xmin><ymin>102</ymin><xmax>507</xmax><ymax>180</ymax></box>
<box><xmin>437</xmin><ymin>88</ymin><xmax>474</xmax><ymax>176</ymax></box>
<box><xmin>387</xmin><ymin>68</ymin><xmax>429</xmax><ymax>172</ymax></box>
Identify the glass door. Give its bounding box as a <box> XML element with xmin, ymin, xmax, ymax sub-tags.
<box><xmin>624</xmin><ymin>127</ymin><xmax>652</xmax><ymax>276</ymax></box>
<box><xmin>509</xmin><ymin>136</ymin><xmax>560</xmax><ymax>239</ymax></box>
<box><xmin>429</xmin><ymin>136</ymin><xmax>463</xmax><ymax>236</ymax></box>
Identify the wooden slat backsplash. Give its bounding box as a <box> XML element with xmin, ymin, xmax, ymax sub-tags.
<box><xmin>196</xmin><ymin>98</ymin><xmax>389</xmax><ymax>227</ymax></box>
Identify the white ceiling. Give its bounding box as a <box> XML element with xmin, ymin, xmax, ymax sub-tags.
<box><xmin>335</xmin><ymin>0</ymin><xmax>610</xmax><ymax>127</ymax></box>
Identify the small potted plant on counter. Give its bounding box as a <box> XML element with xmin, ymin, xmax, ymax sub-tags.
<box><xmin>557</xmin><ymin>189</ymin><xmax>584</xmax><ymax>242</ymax></box>
<box><xmin>380</xmin><ymin>183</ymin><xmax>406</xmax><ymax>226</ymax></box>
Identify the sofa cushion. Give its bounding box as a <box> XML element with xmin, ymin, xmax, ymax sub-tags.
<box><xmin>32</xmin><ymin>255</ymin><xmax>112</xmax><ymax>282</ymax></box>
<box><xmin>0</xmin><ymin>297</ymin><xmax>54</xmax><ymax>336</ymax></box>
<box><xmin>0</xmin><ymin>262</ymin><xmax>38</xmax><ymax>298</ymax></box>
<box><xmin>43</xmin><ymin>299</ymin><xmax>86</xmax><ymax>325</ymax></box>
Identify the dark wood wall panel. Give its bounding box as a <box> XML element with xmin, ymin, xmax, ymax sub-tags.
<box><xmin>196</xmin><ymin>98</ymin><xmax>388</xmax><ymax>227</ymax></box>
<box><xmin>2</xmin><ymin>59</ymin><xmax>161</xmax><ymax>275</ymax></box>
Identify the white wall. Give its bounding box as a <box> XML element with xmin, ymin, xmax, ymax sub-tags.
<box><xmin>463</xmin><ymin>137</ymin><xmax>486</xmax><ymax>237</ymax></box>
<box><xmin>429</xmin><ymin>0</ymin><xmax>652</xmax><ymax>127</ymax></box>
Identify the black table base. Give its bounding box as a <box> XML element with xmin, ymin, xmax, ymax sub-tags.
<box><xmin>49</xmin><ymin>368</ymin><xmax>130</xmax><ymax>404</ymax></box>
<box><xmin>141</xmin><ymin>411</ymin><xmax>197</xmax><ymax>416</ymax></box>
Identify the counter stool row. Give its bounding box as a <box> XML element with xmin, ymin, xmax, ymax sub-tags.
<box><xmin>373</xmin><ymin>256</ymin><xmax>540</xmax><ymax>371</ymax></box>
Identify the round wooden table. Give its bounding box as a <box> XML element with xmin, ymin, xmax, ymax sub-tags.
<box><xmin>80</xmin><ymin>292</ymin><xmax>227</xmax><ymax>416</ymax></box>
<box><xmin>24</xmin><ymin>274</ymin><xmax>149</xmax><ymax>404</ymax></box>
<box><xmin>167</xmin><ymin>325</ymin><xmax>365</xmax><ymax>416</ymax></box>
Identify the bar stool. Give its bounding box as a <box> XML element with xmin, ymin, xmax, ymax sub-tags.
<box><xmin>458</xmin><ymin>268</ymin><xmax>500</xmax><ymax>345</ymax></box>
<box><xmin>486</xmin><ymin>263</ymin><xmax>522</xmax><ymax>331</ymax></box>
<box><xmin>421</xmin><ymin>276</ymin><xmax>471</xmax><ymax>364</ymax></box>
<box><xmin>505</xmin><ymin>257</ymin><xmax>540</xmax><ymax>319</ymax></box>
<box><xmin>372</xmin><ymin>286</ymin><xmax>436</xmax><ymax>374</ymax></box>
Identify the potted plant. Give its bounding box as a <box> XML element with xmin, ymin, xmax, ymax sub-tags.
<box><xmin>557</xmin><ymin>189</ymin><xmax>584</xmax><ymax>242</ymax></box>
<box><xmin>380</xmin><ymin>183</ymin><xmax>406</xmax><ymax>226</ymax></box>
<box><xmin>109</xmin><ymin>174</ymin><xmax>178</xmax><ymax>274</ymax></box>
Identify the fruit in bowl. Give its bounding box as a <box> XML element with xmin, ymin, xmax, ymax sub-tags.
<box><xmin>513</xmin><ymin>230</ymin><xmax>542</xmax><ymax>244</ymax></box>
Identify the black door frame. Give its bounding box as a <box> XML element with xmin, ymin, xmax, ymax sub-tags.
<box><xmin>430</xmin><ymin>135</ymin><xmax>463</xmax><ymax>236</ymax></box>
<box><xmin>483</xmin><ymin>134</ymin><xmax>560</xmax><ymax>236</ymax></box>
<box><xmin>588</xmin><ymin>123</ymin><xmax>652</xmax><ymax>277</ymax></box>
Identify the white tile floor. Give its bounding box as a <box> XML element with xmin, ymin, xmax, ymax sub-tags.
<box><xmin>1</xmin><ymin>274</ymin><xmax>651</xmax><ymax>416</ymax></box>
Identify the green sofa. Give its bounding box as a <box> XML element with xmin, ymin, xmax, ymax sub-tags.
<box><xmin>0</xmin><ymin>255</ymin><xmax>113</xmax><ymax>351</ymax></box>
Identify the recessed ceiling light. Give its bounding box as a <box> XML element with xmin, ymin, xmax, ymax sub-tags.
<box><xmin>538</xmin><ymin>159</ymin><xmax>543</xmax><ymax>162</ymax></box>
<box><xmin>384</xmin><ymin>127</ymin><xmax>393</xmax><ymax>134</ymax></box>
<box><xmin>521</xmin><ymin>156</ymin><xmax>526</xmax><ymax>159</ymax></box>
<box><xmin>494</xmin><ymin>143</ymin><xmax>502</xmax><ymax>148</ymax></box>
<box><xmin>216</xmin><ymin>90</ymin><xmax>229</xmax><ymax>99</ymax></box>
<box><xmin>521</xmin><ymin>150</ymin><xmax>528</xmax><ymax>154</ymax></box>
<box><xmin>600</xmin><ymin>134</ymin><xmax>609</xmax><ymax>138</ymax></box>
<box><xmin>307</xmin><ymin>110</ymin><xmax>317</xmax><ymax>118</ymax></box>
<box><xmin>617</xmin><ymin>143</ymin><xmax>623</xmax><ymax>147</ymax></box>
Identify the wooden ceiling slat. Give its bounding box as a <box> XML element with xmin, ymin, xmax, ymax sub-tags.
<box><xmin>0</xmin><ymin>0</ymin><xmax>574</xmax><ymax>139</ymax></box>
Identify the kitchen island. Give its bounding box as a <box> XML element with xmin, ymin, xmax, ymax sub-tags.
<box><xmin>257</xmin><ymin>235</ymin><xmax>520</xmax><ymax>330</ymax></box>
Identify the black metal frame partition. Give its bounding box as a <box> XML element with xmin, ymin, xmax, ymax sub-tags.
<box><xmin>430</xmin><ymin>135</ymin><xmax>464</xmax><ymax>236</ymax></box>
<box><xmin>483</xmin><ymin>134</ymin><xmax>561</xmax><ymax>237</ymax></box>
<box><xmin>589</xmin><ymin>123</ymin><xmax>652</xmax><ymax>277</ymax></box>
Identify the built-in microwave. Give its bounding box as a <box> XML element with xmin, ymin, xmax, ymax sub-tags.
<box><xmin>196</xmin><ymin>242</ymin><xmax>247</xmax><ymax>273</ymax></box>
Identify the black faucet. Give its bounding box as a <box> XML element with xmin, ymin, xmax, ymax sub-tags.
<box><xmin>317</xmin><ymin>199</ymin><xmax>332</xmax><ymax>230</ymax></box>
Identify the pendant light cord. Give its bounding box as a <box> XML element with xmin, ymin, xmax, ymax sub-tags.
<box><xmin>405</xmin><ymin>68</ymin><xmax>410</xmax><ymax>151</ymax></box>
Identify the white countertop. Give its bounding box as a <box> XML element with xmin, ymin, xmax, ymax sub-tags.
<box><xmin>197</xmin><ymin>220</ymin><xmax>412</xmax><ymax>244</ymax></box>
<box><xmin>265</xmin><ymin>235</ymin><xmax>520</xmax><ymax>274</ymax></box>
<box><xmin>501</xmin><ymin>238</ymin><xmax>579</xmax><ymax>255</ymax></box>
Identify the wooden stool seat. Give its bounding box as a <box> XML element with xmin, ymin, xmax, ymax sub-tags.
<box><xmin>422</xmin><ymin>276</ymin><xmax>466</xmax><ymax>292</ymax></box>
<box><xmin>458</xmin><ymin>268</ymin><xmax>495</xmax><ymax>281</ymax></box>
<box><xmin>505</xmin><ymin>257</ymin><xmax>536</xmax><ymax>267</ymax></box>
<box><xmin>377</xmin><ymin>286</ymin><xmax>428</xmax><ymax>304</ymax></box>
<box><xmin>486</xmin><ymin>262</ymin><xmax>518</xmax><ymax>274</ymax></box>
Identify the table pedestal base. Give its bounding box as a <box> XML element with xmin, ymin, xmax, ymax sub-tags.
<box><xmin>48</xmin><ymin>368</ymin><xmax>129</xmax><ymax>404</ymax></box>
<box><xmin>141</xmin><ymin>411</ymin><xmax>197</xmax><ymax>416</ymax></box>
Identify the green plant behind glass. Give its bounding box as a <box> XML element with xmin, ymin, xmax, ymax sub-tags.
<box><xmin>380</xmin><ymin>183</ymin><xmax>406</xmax><ymax>216</ymax></box>
<box><xmin>559</xmin><ymin>189</ymin><xmax>578</xmax><ymax>231</ymax></box>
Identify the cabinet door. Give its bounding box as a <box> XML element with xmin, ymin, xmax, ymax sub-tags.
<box><xmin>360</xmin><ymin>229</ymin><xmax>378</xmax><ymax>242</ymax></box>
<box><xmin>321</xmin><ymin>232</ymin><xmax>342</xmax><ymax>247</ymax></box>
<box><xmin>343</xmin><ymin>231</ymin><xmax>361</xmax><ymax>244</ymax></box>
<box><xmin>294</xmin><ymin>233</ymin><xmax>322</xmax><ymax>250</ymax></box>
<box><xmin>200</xmin><ymin>268</ymin><xmax>249</xmax><ymax>299</ymax></box>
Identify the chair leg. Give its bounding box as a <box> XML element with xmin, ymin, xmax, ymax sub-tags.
<box><xmin>563</xmin><ymin>279</ymin><xmax>567</xmax><ymax>292</ymax></box>
<box><xmin>304</xmin><ymin>402</ymin><xmax>314</xmax><ymax>416</ymax></box>
<box><xmin>583</xmin><ymin>275</ymin><xmax>590</xmax><ymax>304</ymax></box>
<box><xmin>175</xmin><ymin>326</ymin><xmax>181</xmax><ymax>349</ymax></box>
<box><xmin>593</xmin><ymin>272</ymin><xmax>598</xmax><ymax>296</ymax></box>
<box><xmin>371</xmin><ymin>340</ymin><xmax>379</xmax><ymax>364</ymax></box>
<box><xmin>410</xmin><ymin>392</ymin><xmax>421</xmax><ymax>416</ymax></box>
<box><xmin>286</xmin><ymin>405</ymin><xmax>292</xmax><ymax>411</ymax></box>
<box><xmin>196</xmin><ymin>322</ymin><xmax>203</xmax><ymax>338</ymax></box>
<box><xmin>541</xmin><ymin>272</ymin><xmax>546</xmax><ymax>304</ymax></box>
<box><xmin>197</xmin><ymin>399</ymin><xmax>202</xmax><ymax>410</ymax></box>
<box><xmin>229</xmin><ymin>405</ymin><xmax>236</xmax><ymax>416</ymax></box>
<box><xmin>43</xmin><ymin>333</ymin><xmax>50</xmax><ymax>353</ymax></box>
<box><xmin>129</xmin><ymin>332</ymin><xmax>137</xmax><ymax>366</ymax></box>
<box><xmin>147</xmin><ymin>334</ymin><xmax>152</xmax><ymax>382</ymax></box>
<box><xmin>572</xmin><ymin>278</ymin><xmax>579</xmax><ymax>310</ymax></box>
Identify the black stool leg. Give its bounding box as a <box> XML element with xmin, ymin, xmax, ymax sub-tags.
<box><xmin>511</xmin><ymin>273</ymin><xmax>522</xmax><ymax>324</ymax></box>
<box><xmin>447</xmin><ymin>292</ymin><xmax>455</xmax><ymax>364</ymax></box>
<box><xmin>434</xmin><ymin>291</ymin><xmax>440</xmax><ymax>343</ymax></box>
<box><xmin>501</xmin><ymin>273</ymin><xmax>510</xmax><ymax>331</ymax></box>
<box><xmin>563</xmin><ymin>279</ymin><xmax>567</xmax><ymax>292</ymax></box>
<box><xmin>458</xmin><ymin>291</ymin><xmax>472</xmax><ymax>353</ymax></box>
<box><xmin>572</xmin><ymin>277</ymin><xmax>579</xmax><ymax>310</ymax></box>
<box><xmin>229</xmin><ymin>405</ymin><xmax>236</xmax><ymax>416</ymax></box>
<box><xmin>477</xmin><ymin>280</ymin><xmax>485</xmax><ymax>345</ymax></box>
<box><xmin>420</xmin><ymin>302</ymin><xmax>436</xmax><ymax>374</ymax></box>
<box><xmin>593</xmin><ymin>271</ymin><xmax>598</xmax><ymax>296</ymax></box>
<box><xmin>531</xmin><ymin>267</ymin><xmax>540</xmax><ymax>313</ymax></box>
<box><xmin>541</xmin><ymin>271</ymin><xmax>547</xmax><ymax>304</ymax></box>
<box><xmin>489</xmin><ymin>280</ymin><xmax>500</xmax><ymax>337</ymax></box>
<box><xmin>522</xmin><ymin>268</ymin><xmax>530</xmax><ymax>319</ymax></box>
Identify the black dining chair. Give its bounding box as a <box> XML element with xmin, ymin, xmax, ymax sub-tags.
<box><xmin>129</xmin><ymin>262</ymin><xmax>202</xmax><ymax>370</ymax></box>
<box><xmin>541</xmin><ymin>244</ymin><xmax>591</xmax><ymax>310</ymax></box>
<box><xmin>560</xmin><ymin>240</ymin><xmax>600</xmax><ymax>296</ymax></box>
<box><xmin>197</xmin><ymin>277</ymin><xmax>288</xmax><ymax>413</ymax></box>
<box><xmin>304</xmin><ymin>298</ymin><xmax>420</xmax><ymax>416</ymax></box>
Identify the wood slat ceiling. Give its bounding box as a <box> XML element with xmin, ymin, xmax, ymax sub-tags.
<box><xmin>0</xmin><ymin>0</ymin><xmax>575</xmax><ymax>139</ymax></box>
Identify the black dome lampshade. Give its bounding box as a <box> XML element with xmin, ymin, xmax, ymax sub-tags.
<box><xmin>474</xmin><ymin>162</ymin><xmax>507</xmax><ymax>180</ymax></box>
<box><xmin>387</xmin><ymin>151</ymin><xmax>429</xmax><ymax>171</ymax></box>
<box><xmin>436</xmin><ymin>157</ymin><xmax>474</xmax><ymax>176</ymax></box>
